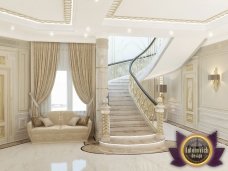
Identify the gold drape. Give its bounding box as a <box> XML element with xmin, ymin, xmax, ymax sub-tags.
<box><xmin>31</xmin><ymin>42</ymin><xmax>59</xmax><ymax>117</ymax></box>
<box><xmin>68</xmin><ymin>43</ymin><xmax>96</xmax><ymax>136</ymax></box>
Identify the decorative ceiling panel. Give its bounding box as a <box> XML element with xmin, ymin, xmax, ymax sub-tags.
<box><xmin>107</xmin><ymin>0</ymin><xmax>228</xmax><ymax>24</ymax></box>
<box><xmin>0</xmin><ymin>0</ymin><xmax>72</xmax><ymax>24</ymax></box>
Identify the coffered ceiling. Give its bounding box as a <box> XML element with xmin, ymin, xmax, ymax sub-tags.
<box><xmin>0</xmin><ymin>0</ymin><xmax>72</xmax><ymax>24</ymax></box>
<box><xmin>107</xmin><ymin>0</ymin><xmax>228</xmax><ymax>23</ymax></box>
<box><xmin>0</xmin><ymin>0</ymin><xmax>228</xmax><ymax>44</ymax></box>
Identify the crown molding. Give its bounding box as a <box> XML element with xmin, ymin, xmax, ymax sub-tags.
<box><xmin>0</xmin><ymin>0</ymin><xmax>72</xmax><ymax>24</ymax></box>
<box><xmin>106</xmin><ymin>0</ymin><xmax>228</xmax><ymax>24</ymax></box>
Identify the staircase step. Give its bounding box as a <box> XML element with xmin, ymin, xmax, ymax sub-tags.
<box><xmin>110</xmin><ymin>130</ymin><xmax>153</xmax><ymax>136</ymax></box>
<box><xmin>108</xmin><ymin>89</ymin><xmax>129</xmax><ymax>93</ymax></box>
<box><xmin>109</xmin><ymin>134</ymin><xmax>157</xmax><ymax>144</ymax></box>
<box><xmin>109</xmin><ymin>96</ymin><xmax>133</xmax><ymax>101</ymax></box>
<box><xmin>108</xmin><ymin>82</ymin><xmax>129</xmax><ymax>86</ymax></box>
<box><xmin>110</xmin><ymin>113</ymin><xmax>143</xmax><ymax>121</ymax></box>
<box><xmin>111</xmin><ymin>106</ymin><xmax>138</xmax><ymax>111</ymax></box>
<box><xmin>108</xmin><ymin>85</ymin><xmax>129</xmax><ymax>90</ymax></box>
<box><xmin>110</xmin><ymin>120</ymin><xmax>146</xmax><ymax>127</ymax></box>
<box><xmin>108</xmin><ymin>76</ymin><xmax>154</xmax><ymax>138</ymax></box>
<box><xmin>109</xmin><ymin>92</ymin><xmax>130</xmax><ymax>97</ymax></box>
<box><xmin>109</xmin><ymin>101</ymin><xmax>135</xmax><ymax>106</ymax></box>
<box><xmin>110</xmin><ymin>110</ymin><xmax>140</xmax><ymax>115</ymax></box>
<box><xmin>109</xmin><ymin>78</ymin><xmax>129</xmax><ymax>83</ymax></box>
<box><xmin>111</xmin><ymin>126</ymin><xmax>151</xmax><ymax>132</ymax></box>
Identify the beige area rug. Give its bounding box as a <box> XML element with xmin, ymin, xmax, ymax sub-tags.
<box><xmin>81</xmin><ymin>140</ymin><xmax>176</xmax><ymax>155</ymax></box>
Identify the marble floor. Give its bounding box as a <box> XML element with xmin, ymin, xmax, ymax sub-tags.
<box><xmin>0</xmin><ymin>123</ymin><xmax>227</xmax><ymax>171</ymax></box>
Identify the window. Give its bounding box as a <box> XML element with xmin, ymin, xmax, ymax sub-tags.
<box><xmin>40</xmin><ymin>43</ymin><xmax>86</xmax><ymax>114</ymax></box>
<box><xmin>51</xmin><ymin>71</ymin><xmax>68</xmax><ymax>111</ymax></box>
<box><xmin>51</xmin><ymin>71</ymin><xmax>86</xmax><ymax>112</ymax></box>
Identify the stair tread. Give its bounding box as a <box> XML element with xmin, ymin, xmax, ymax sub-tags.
<box><xmin>108</xmin><ymin>77</ymin><xmax>154</xmax><ymax>137</ymax></box>
<box><xmin>110</xmin><ymin>130</ymin><xmax>153</xmax><ymax>136</ymax></box>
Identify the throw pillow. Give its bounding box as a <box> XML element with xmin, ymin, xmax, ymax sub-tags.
<box><xmin>40</xmin><ymin>117</ymin><xmax>54</xmax><ymax>127</ymax></box>
<box><xmin>77</xmin><ymin>116</ymin><xmax>89</xmax><ymax>126</ymax></box>
<box><xmin>67</xmin><ymin>117</ymin><xmax>80</xmax><ymax>126</ymax></box>
<box><xmin>31</xmin><ymin>117</ymin><xmax>44</xmax><ymax>127</ymax></box>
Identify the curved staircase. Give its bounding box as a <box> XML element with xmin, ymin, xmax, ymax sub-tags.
<box><xmin>99</xmin><ymin>76</ymin><xmax>165</xmax><ymax>153</ymax></box>
<box><xmin>99</xmin><ymin>38</ymin><xmax>166</xmax><ymax>153</ymax></box>
<box><xmin>109</xmin><ymin>76</ymin><xmax>153</xmax><ymax>136</ymax></box>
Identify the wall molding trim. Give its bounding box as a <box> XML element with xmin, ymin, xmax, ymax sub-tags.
<box><xmin>168</xmin><ymin>121</ymin><xmax>228</xmax><ymax>144</ymax></box>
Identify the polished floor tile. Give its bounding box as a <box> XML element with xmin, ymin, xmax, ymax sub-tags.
<box><xmin>0</xmin><ymin>123</ymin><xmax>227</xmax><ymax>171</ymax></box>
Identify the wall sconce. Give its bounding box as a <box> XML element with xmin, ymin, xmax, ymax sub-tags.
<box><xmin>208</xmin><ymin>67</ymin><xmax>220</xmax><ymax>91</ymax></box>
<box><xmin>159</xmin><ymin>84</ymin><xmax>167</xmax><ymax>93</ymax></box>
<box><xmin>159</xmin><ymin>84</ymin><xmax>167</xmax><ymax>100</ymax></box>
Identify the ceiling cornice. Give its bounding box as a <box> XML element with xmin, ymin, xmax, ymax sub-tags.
<box><xmin>106</xmin><ymin>0</ymin><xmax>228</xmax><ymax>24</ymax></box>
<box><xmin>0</xmin><ymin>0</ymin><xmax>72</xmax><ymax>24</ymax></box>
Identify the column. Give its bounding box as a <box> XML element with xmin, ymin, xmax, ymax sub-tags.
<box><xmin>95</xmin><ymin>38</ymin><xmax>109</xmax><ymax>141</ymax></box>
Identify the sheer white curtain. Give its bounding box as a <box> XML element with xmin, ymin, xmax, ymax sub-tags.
<box><xmin>40</xmin><ymin>43</ymin><xmax>86</xmax><ymax>116</ymax></box>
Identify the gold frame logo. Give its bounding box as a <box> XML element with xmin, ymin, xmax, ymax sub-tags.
<box><xmin>180</xmin><ymin>134</ymin><xmax>214</xmax><ymax>167</ymax></box>
<box><xmin>169</xmin><ymin>131</ymin><xmax>224</xmax><ymax>167</ymax></box>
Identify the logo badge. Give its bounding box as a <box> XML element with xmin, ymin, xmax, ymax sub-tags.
<box><xmin>169</xmin><ymin>131</ymin><xmax>224</xmax><ymax>167</ymax></box>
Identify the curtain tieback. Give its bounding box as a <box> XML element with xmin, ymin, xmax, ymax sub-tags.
<box><xmin>29</xmin><ymin>92</ymin><xmax>39</xmax><ymax>108</ymax></box>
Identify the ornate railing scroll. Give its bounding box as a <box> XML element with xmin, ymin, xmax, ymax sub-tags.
<box><xmin>129</xmin><ymin>38</ymin><xmax>165</xmax><ymax>134</ymax></box>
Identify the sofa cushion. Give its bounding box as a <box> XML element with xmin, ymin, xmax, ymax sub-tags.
<box><xmin>47</xmin><ymin>111</ymin><xmax>78</xmax><ymax>125</ymax></box>
<box><xmin>77</xmin><ymin>116</ymin><xmax>89</xmax><ymax>126</ymax></box>
<box><xmin>67</xmin><ymin>117</ymin><xmax>80</xmax><ymax>126</ymax></box>
<box><xmin>40</xmin><ymin>117</ymin><xmax>54</xmax><ymax>127</ymax></box>
<box><xmin>31</xmin><ymin>117</ymin><xmax>44</xmax><ymax>127</ymax></box>
<box><xmin>31</xmin><ymin>125</ymin><xmax>88</xmax><ymax>134</ymax></box>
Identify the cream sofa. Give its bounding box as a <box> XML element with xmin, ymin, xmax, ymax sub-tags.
<box><xmin>27</xmin><ymin>111</ymin><xmax>92</xmax><ymax>143</ymax></box>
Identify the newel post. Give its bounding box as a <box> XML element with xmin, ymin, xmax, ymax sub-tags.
<box><xmin>155</xmin><ymin>96</ymin><xmax>165</xmax><ymax>137</ymax></box>
<box><xmin>100</xmin><ymin>98</ymin><xmax>111</xmax><ymax>142</ymax></box>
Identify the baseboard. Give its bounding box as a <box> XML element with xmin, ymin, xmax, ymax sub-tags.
<box><xmin>167</xmin><ymin>120</ymin><xmax>228</xmax><ymax>146</ymax></box>
<box><xmin>0</xmin><ymin>139</ymin><xmax>30</xmax><ymax>150</ymax></box>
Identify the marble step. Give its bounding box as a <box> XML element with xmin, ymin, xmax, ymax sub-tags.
<box><xmin>108</xmin><ymin>79</ymin><xmax>129</xmax><ymax>85</ymax></box>
<box><xmin>109</xmin><ymin>134</ymin><xmax>157</xmax><ymax>144</ymax></box>
<box><xmin>111</xmin><ymin>126</ymin><xmax>151</xmax><ymax>132</ymax></box>
<box><xmin>110</xmin><ymin>106</ymin><xmax>138</xmax><ymax>111</ymax></box>
<box><xmin>108</xmin><ymin>89</ymin><xmax>129</xmax><ymax>93</ymax></box>
<box><xmin>110</xmin><ymin>115</ymin><xmax>144</xmax><ymax>122</ymax></box>
<box><xmin>99</xmin><ymin>135</ymin><xmax>165</xmax><ymax>153</ymax></box>
<box><xmin>110</xmin><ymin>130</ymin><xmax>153</xmax><ymax>136</ymax></box>
<box><xmin>110</xmin><ymin>120</ymin><xmax>146</xmax><ymax>127</ymax></box>
<box><xmin>110</xmin><ymin>110</ymin><xmax>140</xmax><ymax>115</ymax></box>
<box><xmin>109</xmin><ymin>92</ymin><xmax>130</xmax><ymax>97</ymax></box>
<box><xmin>108</xmin><ymin>83</ymin><xmax>129</xmax><ymax>88</ymax></box>
<box><xmin>108</xmin><ymin>84</ymin><xmax>129</xmax><ymax>90</ymax></box>
<box><xmin>109</xmin><ymin>101</ymin><xmax>135</xmax><ymax>106</ymax></box>
<box><xmin>109</xmin><ymin>96</ymin><xmax>133</xmax><ymax>101</ymax></box>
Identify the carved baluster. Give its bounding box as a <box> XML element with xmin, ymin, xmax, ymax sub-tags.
<box><xmin>100</xmin><ymin>98</ymin><xmax>111</xmax><ymax>142</ymax></box>
<box><xmin>155</xmin><ymin>96</ymin><xmax>165</xmax><ymax>137</ymax></box>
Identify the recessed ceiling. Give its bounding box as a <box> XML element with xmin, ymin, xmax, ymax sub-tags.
<box><xmin>0</xmin><ymin>0</ymin><xmax>72</xmax><ymax>24</ymax></box>
<box><xmin>107</xmin><ymin>0</ymin><xmax>228</xmax><ymax>23</ymax></box>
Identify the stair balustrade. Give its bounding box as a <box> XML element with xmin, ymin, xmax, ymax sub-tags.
<box><xmin>129</xmin><ymin>38</ymin><xmax>165</xmax><ymax>136</ymax></box>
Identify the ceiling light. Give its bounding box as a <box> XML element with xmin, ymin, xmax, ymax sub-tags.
<box><xmin>86</xmin><ymin>27</ymin><xmax>91</xmax><ymax>32</ymax></box>
<box><xmin>208</xmin><ymin>32</ymin><xmax>213</xmax><ymax>38</ymax></box>
<box><xmin>49</xmin><ymin>31</ymin><xmax>54</xmax><ymax>37</ymax></box>
<box><xmin>169</xmin><ymin>30</ymin><xmax>174</xmax><ymax>36</ymax></box>
<box><xmin>84</xmin><ymin>33</ymin><xmax>88</xmax><ymax>38</ymax></box>
<box><xmin>94</xmin><ymin>0</ymin><xmax>99</xmax><ymax>2</ymax></box>
<box><xmin>127</xmin><ymin>28</ymin><xmax>132</xmax><ymax>33</ymax></box>
<box><xmin>10</xmin><ymin>26</ymin><xmax>15</xmax><ymax>31</ymax></box>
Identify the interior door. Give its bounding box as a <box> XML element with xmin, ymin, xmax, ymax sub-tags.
<box><xmin>0</xmin><ymin>70</ymin><xmax>8</xmax><ymax>144</ymax></box>
<box><xmin>182</xmin><ymin>60</ymin><xmax>198</xmax><ymax>128</ymax></box>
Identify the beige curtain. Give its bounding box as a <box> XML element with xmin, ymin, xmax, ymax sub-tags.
<box><xmin>31</xmin><ymin>42</ymin><xmax>59</xmax><ymax>117</ymax></box>
<box><xmin>68</xmin><ymin>43</ymin><xmax>96</xmax><ymax>135</ymax></box>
